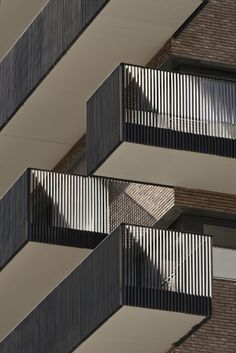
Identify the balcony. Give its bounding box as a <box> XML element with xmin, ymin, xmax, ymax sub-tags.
<box><xmin>87</xmin><ymin>64</ymin><xmax>236</xmax><ymax>194</ymax></box>
<box><xmin>0</xmin><ymin>0</ymin><xmax>204</xmax><ymax>197</ymax></box>
<box><xmin>0</xmin><ymin>169</ymin><xmax>107</xmax><ymax>342</ymax></box>
<box><xmin>0</xmin><ymin>168</ymin><xmax>109</xmax><ymax>270</ymax></box>
<box><xmin>0</xmin><ymin>225</ymin><xmax>212</xmax><ymax>353</ymax></box>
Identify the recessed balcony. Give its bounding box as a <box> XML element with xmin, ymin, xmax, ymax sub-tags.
<box><xmin>87</xmin><ymin>64</ymin><xmax>236</xmax><ymax>194</ymax></box>
<box><xmin>0</xmin><ymin>169</ymin><xmax>107</xmax><ymax>342</ymax></box>
<box><xmin>0</xmin><ymin>224</ymin><xmax>212</xmax><ymax>353</ymax></box>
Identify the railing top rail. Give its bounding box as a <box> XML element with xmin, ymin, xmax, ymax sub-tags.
<box><xmin>121</xmin><ymin>62</ymin><xmax>236</xmax><ymax>84</ymax></box>
<box><xmin>119</xmin><ymin>223</ymin><xmax>213</xmax><ymax>238</ymax></box>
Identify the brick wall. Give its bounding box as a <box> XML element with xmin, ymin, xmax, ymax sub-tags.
<box><xmin>171</xmin><ymin>279</ymin><xmax>236</xmax><ymax>353</ymax></box>
<box><xmin>54</xmin><ymin>135</ymin><xmax>86</xmax><ymax>175</ymax></box>
<box><xmin>109</xmin><ymin>180</ymin><xmax>174</xmax><ymax>232</ymax></box>
<box><xmin>175</xmin><ymin>187</ymin><xmax>236</xmax><ymax>216</ymax></box>
<box><xmin>149</xmin><ymin>0</ymin><xmax>236</xmax><ymax>70</ymax></box>
<box><xmin>148</xmin><ymin>40</ymin><xmax>172</xmax><ymax>69</ymax></box>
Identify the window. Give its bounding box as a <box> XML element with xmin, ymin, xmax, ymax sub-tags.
<box><xmin>204</xmin><ymin>224</ymin><xmax>236</xmax><ymax>249</ymax></box>
<box><xmin>171</xmin><ymin>213</ymin><xmax>236</xmax><ymax>249</ymax></box>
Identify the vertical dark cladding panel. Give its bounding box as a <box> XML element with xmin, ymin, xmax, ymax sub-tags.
<box><xmin>125</xmin><ymin>124</ymin><xmax>236</xmax><ymax>159</ymax></box>
<box><xmin>87</xmin><ymin>66</ymin><xmax>123</xmax><ymax>175</ymax></box>
<box><xmin>0</xmin><ymin>170</ymin><xmax>28</xmax><ymax>269</ymax></box>
<box><xmin>82</xmin><ymin>0</ymin><xmax>110</xmax><ymax>24</ymax></box>
<box><xmin>29</xmin><ymin>224</ymin><xmax>107</xmax><ymax>249</ymax></box>
<box><xmin>0</xmin><ymin>0</ymin><xmax>109</xmax><ymax>129</ymax></box>
<box><xmin>0</xmin><ymin>228</ymin><xmax>122</xmax><ymax>353</ymax></box>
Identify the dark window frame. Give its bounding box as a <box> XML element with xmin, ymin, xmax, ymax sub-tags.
<box><xmin>170</xmin><ymin>212</ymin><xmax>236</xmax><ymax>249</ymax></box>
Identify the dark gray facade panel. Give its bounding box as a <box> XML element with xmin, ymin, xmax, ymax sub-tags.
<box><xmin>124</xmin><ymin>125</ymin><xmax>236</xmax><ymax>158</ymax></box>
<box><xmin>0</xmin><ymin>171</ymin><xmax>28</xmax><ymax>269</ymax></box>
<box><xmin>29</xmin><ymin>224</ymin><xmax>106</xmax><ymax>249</ymax></box>
<box><xmin>0</xmin><ymin>0</ymin><xmax>109</xmax><ymax>129</ymax></box>
<box><xmin>87</xmin><ymin>66</ymin><xmax>123</xmax><ymax>175</ymax></box>
<box><xmin>0</xmin><ymin>228</ymin><xmax>122</xmax><ymax>353</ymax></box>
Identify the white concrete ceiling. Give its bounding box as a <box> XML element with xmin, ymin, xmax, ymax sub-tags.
<box><xmin>74</xmin><ymin>306</ymin><xmax>205</xmax><ymax>353</ymax></box>
<box><xmin>95</xmin><ymin>142</ymin><xmax>236</xmax><ymax>195</ymax></box>
<box><xmin>0</xmin><ymin>0</ymin><xmax>202</xmax><ymax>197</ymax></box>
<box><xmin>0</xmin><ymin>0</ymin><xmax>49</xmax><ymax>60</ymax></box>
<box><xmin>0</xmin><ymin>242</ymin><xmax>91</xmax><ymax>343</ymax></box>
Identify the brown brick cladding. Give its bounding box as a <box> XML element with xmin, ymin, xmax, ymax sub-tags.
<box><xmin>53</xmin><ymin>135</ymin><xmax>86</xmax><ymax>175</ymax></box>
<box><xmin>175</xmin><ymin>187</ymin><xmax>236</xmax><ymax>216</ymax></box>
<box><xmin>148</xmin><ymin>40</ymin><xmax>171</xmax><ymax>70</ymax></box>
<box><xmin>171</xmin><ymin>279</ymin><xmax>236</xmax><ymax>353</ymax></box>
<box><xmin>109</xmin><ymin>180</ymin><xmax>174</xmax><ymax>232</ymax></box>
<box><xmin>149</xmin><ymin>0</ymin><xmax>236</xmax><ymax>70</ymax></box>
<box><xmin>109</xmin><ymin>181</ymin><xmax>236</xmax><ymax>232</ymax></box>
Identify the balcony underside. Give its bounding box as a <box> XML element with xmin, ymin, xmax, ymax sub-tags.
<box><xmin>94</xmin><ymin>141</ymin><xmax>236</xmax><ymax>194</ymax></box>
<box><xmin>74</xmin><ymin>306</ymin><xmax>203</xmax><ymax>353</ymax></box>
<box><xmin>0</xmin><ymin>241</ymin><xmax>91</xmax><ymax>343</ymax></box>
<box><xmin>0</xmin><ymin>0</ymin><xmax>202</xmax><ymax>197</ymax></box>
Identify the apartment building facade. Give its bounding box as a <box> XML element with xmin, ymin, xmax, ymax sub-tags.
<box><xmin>0</xmin><ymin>0</ymin><xmax>235</xmax><ymax>352</ymax></box>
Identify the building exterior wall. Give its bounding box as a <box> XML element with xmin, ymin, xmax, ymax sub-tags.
<box><xmin>54</xmin><ymin>135</ymin><xmax>86</xmax><ymax>175</ymax></box>
<box><xmin>149</xmin><ymin>0</ymin><xmax>236</xmax><ymax>70</ymax></box>
<box><xmin>109</xmin><ymin>181</ymin><xmax>174</xmax><ymax>232</ymax></box>
<box><xmin>172</xmin><ymin>0</ymin><xmax>236</xmax><ymax>67</ymax></box>
<box><xmin>172</xmin><ymin>279</ymin><xmax>236</xmax><ymax>353</ymax></box>
<box><xmin>175</xmin><ymin>187</ymin><xmax>236</xmax><ymax>216</ymax></box>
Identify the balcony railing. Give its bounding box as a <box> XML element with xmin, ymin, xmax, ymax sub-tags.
<box><xmin>29</xmin><ymin>169</ymin><xmax>109</xmax><ymax>233</ymax></box>
<box><xmin>123</xmin><ymin>225</ymin><xmax>212</xmax><ymax>314</ymax></box>
<box><xmin>0</xmin><ymin>224</ymin><xmax>212</xmax><ymax>353</ymax></box>
<box><xmin>87</xmin><ymin>64</ymin><xmax>236</xmax><ymax>175</ymax></box>
<box><xmin>123</xmin><ymin>64</ymin><xmax>236</xmax><ymax>139</ymax></box>
<box><xmin>0</xmin><ymin>169</ymin><xmax>108</xmax><ymax>269</ymax></box>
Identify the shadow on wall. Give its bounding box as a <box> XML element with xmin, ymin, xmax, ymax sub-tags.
<box><xmin>109</xmin><ymin>180</ymin><xmax>174</xmax><ymax>232</ymax></box>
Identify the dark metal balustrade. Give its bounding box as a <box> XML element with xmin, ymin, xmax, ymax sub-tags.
<box><xmin>123</xmin><ymin>225</ymin><xmax>212</xmax><ymax>314</ymax></box>
<box><xmin>30</xmin><ymin>169</ymin><xmax>109</xmax><ymax>233</ymax></box>
<box><xmin>0</xmin><ymin>224</ymin><xmax>212</xmax><ymax>353</ymax></box>
<box><xmin>0</xmin><ymin>169</ymin><xmax>108</xmax><ymax>270</ymax></box>
<box><xmin>87</xmin><ymin>64</ymin><xmax>236</xmax><ymax>175</ymax></box>
<box><xmin>123</xmin><ymin>65</ymin><xmax>236</xmax><ymax>139</ymax></box>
